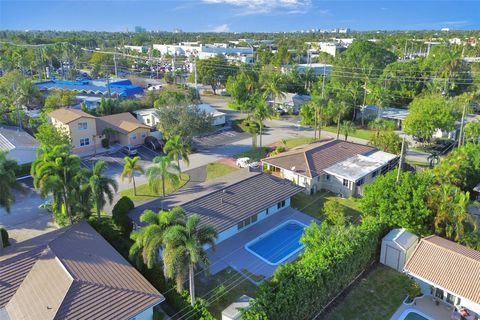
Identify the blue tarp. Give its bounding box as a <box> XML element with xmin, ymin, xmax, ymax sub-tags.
<box><xmin>35</xmin><ymin>79</ymin><xmax>144</xmax><ymax>97</ymax></box>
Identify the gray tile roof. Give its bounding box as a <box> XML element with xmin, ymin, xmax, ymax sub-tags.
<box><xmin>0</xmin><ymin>125</ymin><xmax>39</xmax><ymax>152</ymax></box>
<box><xmin>0</xmin><ymin>221</ymin><xmax>164</xmax><ymax>320</ymax></box>
<box><xmin>262</xmin><ymin>139</ymin><xmax>376</xmax><ymax>178</ymax></box>
<box><xmin>132</xmin><ymin>170</ymin><xmax>304</xmax><ymax>233</ymax></box>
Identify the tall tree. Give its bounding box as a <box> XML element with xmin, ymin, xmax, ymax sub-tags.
<box><xmin>164</xmin><ymin>135</ymin><xmax>191</xmax><ymax>174</ymax></box>
<box><xmin>120</xmin><ymin>156</ymin><xmax>144</xmax><ymax>196</ymax></box>
<box><xmin>248</xmin><ymin>97</ymin><xmax>274</xmax><ymax>147</ymax></box>
<box><xmin>341</xmin><ymin>121</ymin><xmax>356</xmax><ymax>141</ymax></box>
<box><xmin>162</xmin><ymin>214</ymin><xmax>217</xmax><ymax>306</ymax></box>
<box><xmin>146</xmin><ymin>156</ymin><xmax>180</xmax><ymax>197</ymax></box>
<box><xmin>0</xmin><ymin>151</ymin><xmax>22</xmax><ymax>213</ymax></box>
<box><xmin>88</xmin><ymin>160</ymin><xmax>118</xmax><ymax>222</ymax></box>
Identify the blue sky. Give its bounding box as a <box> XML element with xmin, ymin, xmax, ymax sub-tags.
<box><xmin>1</xmin><ymin>0</ymin><xmax>479</xmax><ymax>32</ymax></box>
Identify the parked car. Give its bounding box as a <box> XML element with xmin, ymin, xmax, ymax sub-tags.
<box><xmin>121</xmin><ymin>145</ymin><xmax>138</xmax><ymax>156</ymax></box>
<box><xmin>144</xmin><ymin>136</ymin><xmax>163</xmax><ymax>151</ymax></box>
<box><xmin>236</xmin><ymin>157</ymin><xmax>260</xmax><ymax>169</ymax></box>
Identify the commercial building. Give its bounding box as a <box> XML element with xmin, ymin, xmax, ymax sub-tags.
<box><xmin>35</xmin><ymin>79</ymin><xmax>144</xmax><ymax>98</ymax></box>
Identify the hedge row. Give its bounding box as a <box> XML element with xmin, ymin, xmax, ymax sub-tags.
<box><xmin>243</xmin><ymin>218</ymin><xmax>385</xmax><ymax>320</ymax></box>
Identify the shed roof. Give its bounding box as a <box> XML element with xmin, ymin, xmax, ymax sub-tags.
<box><xmin>383</xmin><ymin>228</ymin><xmax>418</xmax><ymax>251</ymax></box>
<box><xmin>0</xmin><ymin>221</ymin><xmax>164</xmax><ymax>320</ymax></box>
<box><xmin>48</xmin><ymin>108</ymin><xmax>95</xmax><ymax>124</ymax></box>
<box><xmin>404</xmin><ymin>235</ymin><xmax>480</xmax><ymax>304</ymax></box>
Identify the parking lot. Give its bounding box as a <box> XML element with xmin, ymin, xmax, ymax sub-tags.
<box><xmin>193</xmin><ymin>127</ymin><xmax>250</xmax><ymax>149</ymax></box>
<box><xmin>81</xmin><ymin>145</ymin><xmax>163</xmax><ymax>174</ymax></box>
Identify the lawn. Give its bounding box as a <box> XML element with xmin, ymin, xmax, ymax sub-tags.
<box><xmin>291</xmin><ymin>192</ymin><xmax>363</xmax><ymax>223</ymax></box>
<box><xmin>322</xmin><ymin>125</ymin><xmax>374</xmax><ymax>141</ymax></box>
<box><xmin>206</xmin><ymin>162</ymin><xmax>239</xmax><ymax>181</ymax></box>
<box><xmin>322</xmin><ymin>265</ymin><xmax>412</xmax><ymax>320</ymax></box>
<box><xmin>196</xmin><ymin>267</ymin><xmax>257</xmax><ymax>319</ymax></box>
<box><xmin>119</xmin><ymin>173</ymin><xmax>189</xmax><ymax>202</ymax></box>
<box><xmin>281</xmin><ymin>137</ymin><xmax>315</xmax><ymax>149</ymax></box>
<box><xmin>235</xmin><ymin>147</ymin><xmax>271</xmax><ymax>161</ymax></box>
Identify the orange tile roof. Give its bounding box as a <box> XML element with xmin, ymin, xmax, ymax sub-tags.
<box><xmin>48</xmin><ymin>108</ymin><xmax>95</xmax><ymax>124</ymax></box>
<box><xmin>404</xmin><ymin>235</ymin><xmax>480</xmax><ymax>304</ymax></box>
<box><xmin>98</xmin><ymin>112</ymin><xmax>150</xmax><ymax>134</ymax></box>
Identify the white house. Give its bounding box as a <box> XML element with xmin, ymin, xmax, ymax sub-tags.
<box><xmin>0</xmin><ymin>125</ymin><xmax>39</xmax><ymax>165</ymax></box>
<box><xmin>197</xmin><ymin>103</ymin><xmax>226</xmax><ymax>126</ymax></box>
<box><xmin>222</xmin><ymin>295</ymin><xmax>251</xmax><ymax>320</ymax></box>
<box><xmin>380</xmin><ymin>229</ymin><xmax>419</xmax><ymax>272</ymax></box>
<box><xmin>404</xmin><ymin>235</ymin><xmax>480</xmax><ymax>316</ymax></box>
<box><xmin>133</xmin><ymin>108</ymin><xmax>161</xmax><ymax>127</ymax></box>
<box><xmin>262</xmin><ymin>139</ymin><xmax>398</xmax><ymax>196</ymax></box>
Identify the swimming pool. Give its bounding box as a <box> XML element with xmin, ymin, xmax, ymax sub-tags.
<box><xmin>398</xmin><ymin>309</ymin><xmax>432</xmax><ymax>320</ymax></box>
<box><xmin>245</xmin><ymin>220</ymin><xmax>307</xmax><ymax>265</ymax></box>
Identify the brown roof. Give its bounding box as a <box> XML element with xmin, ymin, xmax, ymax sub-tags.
<box><xmin>262</xmin><ymin>139</ymin><xmax>376</xmax><ymax>178</ymax></box>
<box><xmin>0</xmin><ymin>221</ymin><xmax>164</xmax><ymax>320</ymax></box>
<box><xmin>97</xmin><ymin>112</ymin><xmax>150</xmax><ymax>134</ymax></box>
<box><xmin>48</xmin><ymin>108</ymin><xmax>95</xmax><ymax>124</ymax></box>
<box><xmin>404</xmin><ymin>235</ymin><xmax>480</xmax><ymax>304</ymax></box>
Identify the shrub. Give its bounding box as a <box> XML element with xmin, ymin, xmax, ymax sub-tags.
<box><xmin>1</xmin><ymin>228</ymin><xmax>9</xmax><ymax>247</ymax></box>
<box><xmin>269</xmin><ymin>146</ymin><xmax>285</xmax><ymax>156</ymax></box>
<box><xmin>14</xmin><ymin>163</ymin><xmax>31</xmax><ymax>177</ymax></box>
<box><xmin>407</xmin><ymin>281</ymin><xmax>422</xmax><ymax>298</ymax></box>
<box><xmin>112</xmin><ymin>196</ymin><xmax>134</xmax><ymax>235</ymax></box>
<box><xmin>101</xmin><ymin>138</ymin><xmax>110</xmax><ymax>149</ymax></box>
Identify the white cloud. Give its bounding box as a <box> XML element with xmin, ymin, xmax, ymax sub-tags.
<box><xmin>203</xmin><ymin>0</ymin><xmax>312</xmax><ymax>15</ymax></box>
<box><xmin>212</xmin><ymin>23</ymin><xmax>230</xmax><ymax>32</ymax></box>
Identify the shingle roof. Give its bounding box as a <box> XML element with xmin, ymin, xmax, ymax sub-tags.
<box><xmin>0</xmin><ymin>125</ymin><xmax>39</xmax><ymax>152</ymax></box>
<box><xmin>137</xmin><ymin>170</ymin><xmax>304</xmax><ymax>233</ymax></box>
<box><xmin>404</xmin><ymin>235</ymin><xmax>480</xmax><ymax>304</ymax></box>
<box><xmin>48</xmin><ymin>108</ymin><xmax>95</xmax><ymax>124</ymax></box>
<box><xmin>0</xmin><ymin>221</ymin><xmax>164</xmax><ymax>320</ymax></box>
<box><xmin>97</xmin><ymin>113</ymin><xmax>150</xmax><ymax>134</ymax></box>
<box><xmin>262</xmin><ymin>139</ymin><xmax>376</xmax><ymax>178</ymax></box>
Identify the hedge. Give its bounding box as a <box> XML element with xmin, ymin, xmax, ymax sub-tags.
<box><xmin>243</xmin><ymin>218</ymin><xmax>385</xmax><ymax>320</ymax></box>
<box><xmin>112</xmin><ymin>196</ymin><xmax>134</xmax><ymax>235</ymax></box>
<box><xmin>15</xmin><ymin>163</ymin><xmax>31</xmax><ymax>177</ymax></box>
<box><xmin>1</xmin><ymin>228</ymin><xmax>9</xmax><ymax>247</ymax></box>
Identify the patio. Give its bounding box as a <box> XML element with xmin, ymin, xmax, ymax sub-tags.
<box><xmin>390</xmin><ymin>295</ymin><xmax>453</xmax><ymax>320</ymax></box>
<box><xmin>207</xmin><ymin>207</ymin><xmax>316</xmax><ymax>279</ymax></box>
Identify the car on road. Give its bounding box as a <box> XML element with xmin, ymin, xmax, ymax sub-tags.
<box><xmin>236</xmin><ymin>157</ymin><xmax>260</xmax><ymax>169</ymax></box>
<box><xmin>144</xmin><ymin>136</ymin><xmax>164</xmax><ymax>151</ymax></box>
<box><xmin>121</xmin><ymin>145</ymin><xmax>138</xmax><ymax>156</ymax></box>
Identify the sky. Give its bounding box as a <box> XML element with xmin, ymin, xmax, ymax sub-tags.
<box><xmin>0</xmin><ymin>0</ymin><xmax>479</xmax><ymax>32</ymax></box>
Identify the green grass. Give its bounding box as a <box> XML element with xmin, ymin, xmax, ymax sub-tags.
<box><xmin>322</xmin><ymin>265</ymin><xmax>412</xmax><ymax>320</ymax></box>
<box><xmin>322</xmin><ymin>125</ymin><xmax>374</xmax><ymax>141</ymax></box>
<box><xmin>235</xmin><ymin>147</ymin><xmax>270</xmax><ymax>161</ymax></box>
<box><xmin>291</xmin><ymin>192</ymin><xmax>363</xmax><ymax>223</ymax></box>
<box><xmin>196</xmin><ymin>267</ymin><xmax>257</xmax><ymax>318</ymax></box>
<box><xmin>119</xmin><ymin>173</ymin><xmax>189</xmax><ymax>202</ymax></box>
<box><xmin>240</xmin><ymin>268</ymin><xmax>266</xmax><ymax>283</ymax></box>
<box><xmin>280</xmin><ymin>137</ymin><xmax>315</xmax><ymax>149</ymax></box>
<box><xmin>206</xmin><ymin>162</ymin><xmax>239</xmax><ymax>181</ymax></box>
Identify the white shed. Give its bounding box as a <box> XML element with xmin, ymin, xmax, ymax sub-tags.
<box><xmin>380</xmin><ymin>228</ymin><xmax>419</xmax><ymax>272</ymax></box>
<box><xmin>222</xmin><ymin>295</ymin><xmax>251</xmax><ymax>320</ymax></box>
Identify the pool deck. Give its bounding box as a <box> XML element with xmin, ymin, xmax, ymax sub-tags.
<box><xmin>390</xmin><ymin>295</ymin><xmax>453</xmax><ymax>320</ymax></box>
<box><xmin>207</xmin><ymin>207</ymin><xmax>316</xmax><ymax>278</ymax></box>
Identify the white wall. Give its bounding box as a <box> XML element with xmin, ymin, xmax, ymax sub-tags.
<box><xmin>130</xmin><ymin>306</ymin><xmax>154</xmax><ymax>320</ymax></box>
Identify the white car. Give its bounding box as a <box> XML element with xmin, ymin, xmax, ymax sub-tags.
<box><xmin>236</xmin><ymin>157</ymin><xmax>260</xmax><ymax>169</ymax></box>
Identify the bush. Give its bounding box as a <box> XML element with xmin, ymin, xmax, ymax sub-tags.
<box><xmin>269</xmin><ymin>146</ymin><xmax>285</xmax><ymax>156</ymax></box>
<box><xmin>112</xmin><ymin>196</ymin><xmax>134</xmax><ymax>235</ymax></box>
<box><xmin>15</xmin><ymin>163</ymin><xmax>31</xmax><ymax>177</ymax></box>
<box><xmin>101</xmin><ymin>138</ymin><xmax>110</xmax><ymax>149</ymax></box>
<box><xmin>407</xmin><ymin>281</ymin><xmax>422</xmax><ymax>298</ymax></box>
<box><xmin>1</xmin><ymin>228</ymin><xmax>9</xmax><ymax>247</ymax></box>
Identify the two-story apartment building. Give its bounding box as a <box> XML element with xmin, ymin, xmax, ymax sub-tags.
<box><xmin>96</xmin><ymin>112</ymin><xmax>151</xmax><ymax>146</ymax></box>
<box><xmin>48</xmin><ymin>108</ymin><xmax>100</xmax><ymax>154</ymax></box>
<box><xmin>262</xmin><ymin>139</ymin><xmax>398</xmax><ymax>197</ymax></box>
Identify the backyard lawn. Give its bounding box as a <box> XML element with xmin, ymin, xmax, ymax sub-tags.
<box><xmin>119</xmin><ymin>173</ymin><xmax>189</xmax><ymax>202</ymax></box>
<box><xmin>291</xmin><ymin>192</ymin><xmax>363</xmax><ymax>223</ymax></box>
<box><xmin>322</xmin><ymin>265</ymin><xmax>412</xmax><ymax>320</ymax></box>
<box><xmin>206</xmin><ymin>162</ymin><xmax>239</xmax><ymax>181</ymax></box>
<box><xmin>322</xmin><ymin>125</ymin><xmax>374</xmax><ymax>141</ymax></box>
<box><xmin>281</xmin><ymin>137</ymin><xmax>315</xmax><ymax>149</ymax></box>
<box><xmin>235</xmin><ymin>147</ymin><xmax>271</xmax><ymax>161</ymax></box>
<box><xmin>196</xmin><ymin>267</ymin><xmax>257</xmax><ymax>319</ymax></box>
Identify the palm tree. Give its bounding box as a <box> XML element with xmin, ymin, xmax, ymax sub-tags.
<box><xmin>341</xmin><ymin>121</ymin><xmax>356</xmax><ymax>141</ymax></box>
<box><xmin>335</xmin><ymin>101</ymin><xmax>350</xmax><ymax>139</ymax></box>
<box><xmin>248</xmin><ymin>98</ymin><xmax>274</xmax><ymax>147</ymax></box>
<box><xmin>31</xmin><ymin>145</ymin><xmax>82</xmax><ymax>225</ymax></box>
<box><xmin>129</xmin><ymin>207</ymin><xmax>187</xmax><ymax>269</ymax></box>
<box><xmin>88</xmin><ymin>160</ymin><xmax>118</xmax><ymax>222</ymax></box>
<box><xmin>427</xmin><ymin>151</ymin><xmax>440</xmax><ymax>168</ymax></box>
<box><xmin>162</xmin><ymin>214</ymin><xmax>217</xmax><ymax>306</ymax></box>
<box><xmin>261</xmin><ymin>71</ymin><xmax>285</xmax><ymax>103</ymax></box>
<box><xmin>164</xmin><ymin>135</ymin><xmax>191</xmax><ymax>174</ymax></box>
<box><xmin>17</xmin><ymin>78</ymin><xmax>41</xmax><ymax>108</ymax></box>
<box><xmin>121</xmin><ymin>156</ymin><xmax>144</xmax><ymax>196</ymax></box>
<box><xmin>0</xmin><ymin>151</ymin><xmax>23</xmax><ymax>213</ymax></box>
<box><xmin>146</xmin><ymin>156</ymin><xmax>180</xmax><ymax>197</ymax></box>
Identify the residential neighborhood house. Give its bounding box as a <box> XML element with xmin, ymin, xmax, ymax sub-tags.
<box><xmin>0</xmin><ymin>125</ymin><xmax>39</xmax><ymax>165</ymax></box>
<box><xmin>262</xmin><ymin>139</ymin><xmax>398</xmax><ymax>196</ymax></box>
<box><xmin>0</xmin><ymin>221</ymin><xmax>164</xmax><ymax>320</ymax></box>
<box><xmin>96</xmin><ymin>112</ymin><xmax>151</xmax><ymax>146</ymax></box>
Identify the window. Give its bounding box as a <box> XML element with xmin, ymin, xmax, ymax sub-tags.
<box><xmin>80</xmin><ymin>138</ymin><xmax>90</xmax><ymax>146</ymax></box>
<box><xmin>343</xmin><ymin>179</ymin><xmax>349</xmax><ymax>187</ymax></box>
<box><xmin>356</xmin><ymin>178</ymin><xmax>364</xmax><ymax>186</ymax></box>
<box><xmin>131</xmin><ymin>133</ymin><xmax>137</xmax><ymax>140</ymax></box>
<box><xmin>326</xmin><ymin>174</ymin><xmax>330</xmax><ymax>181</ymax></box>
<box><xmin>78</xmin><ymin>122</ymin><xmax>88</xmax><ymax>131</ymax></box>
<box><xmin>446</xmin><ymin>293</ymin><xmax>456</xmax><ymax>305</ymax></box>
<box><xmin>141</xmin><ymin>132</ymin><xmax>147</xmax><ymax>138</ymax></box>
<box><xmin>146</xmin><ymin>118</ymin><xmax>151</xmax><ymax>124</ymax></box>
<box><xmin>435</xmin><ymin>288</ymin><xmax>444</xmax><ymax>300</ymax></box>
<box><xmin>237</xmin><ymin>214</ymin><xmax>258</xmax><ymax>231</ymax></box>
<box><xmin>277</xmin><ymin>200</ymin><xmax>286</xmax><ymax>209</ymax></box>
<box><xmin>266</xmin><ymin>208</ymin><xmax>269</xmax><ymax>215</ymax></box>
<box><xmin>381</xmin><ymin>165</ymin><xmax>389</xmax><ymax>174</ymax></box>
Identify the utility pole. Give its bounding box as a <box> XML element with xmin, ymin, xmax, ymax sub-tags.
<box><xmin>113</xmin><ymin>54</ymin><xmax>118</xmax><ymax>78</ymax></box>
<box><xmin>13</xmin><ymin>83</ymin><xmax>22</xmax><ymax>130</ymax></box>
<box><xmin>458</xmin><ymin>102</ymin><xmax>467</xmax><ymax>147</ymax></box>
<box><xmin>194</xmin><ymin>60</ymin><xmax>199</xmax><ymax>100</ymax></box>
<box><xmin>396</xmin><ymin>135</ymin><xmax>406</xmax><ymax>183</ymax></box>
<box><xmin>106</xmin><ymin>76</ymin><xmax>111</xmax><ymax>98</ymax></box>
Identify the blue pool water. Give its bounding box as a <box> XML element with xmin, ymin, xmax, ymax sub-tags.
<box><xmin>245</xmin><ymin>220</ymin><xmax>307</xmax><ymax>265</ymax></box>
<box><xmin>403</xmin><ymin>312</ymin><xmax>429</xmax><ymax>320</ymax></box>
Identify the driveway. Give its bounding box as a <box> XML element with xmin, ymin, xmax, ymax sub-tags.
<box><xmin>0</xmin><ymin>178</ymin><xmax>57</xmax><ymax>245</ymax></box>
